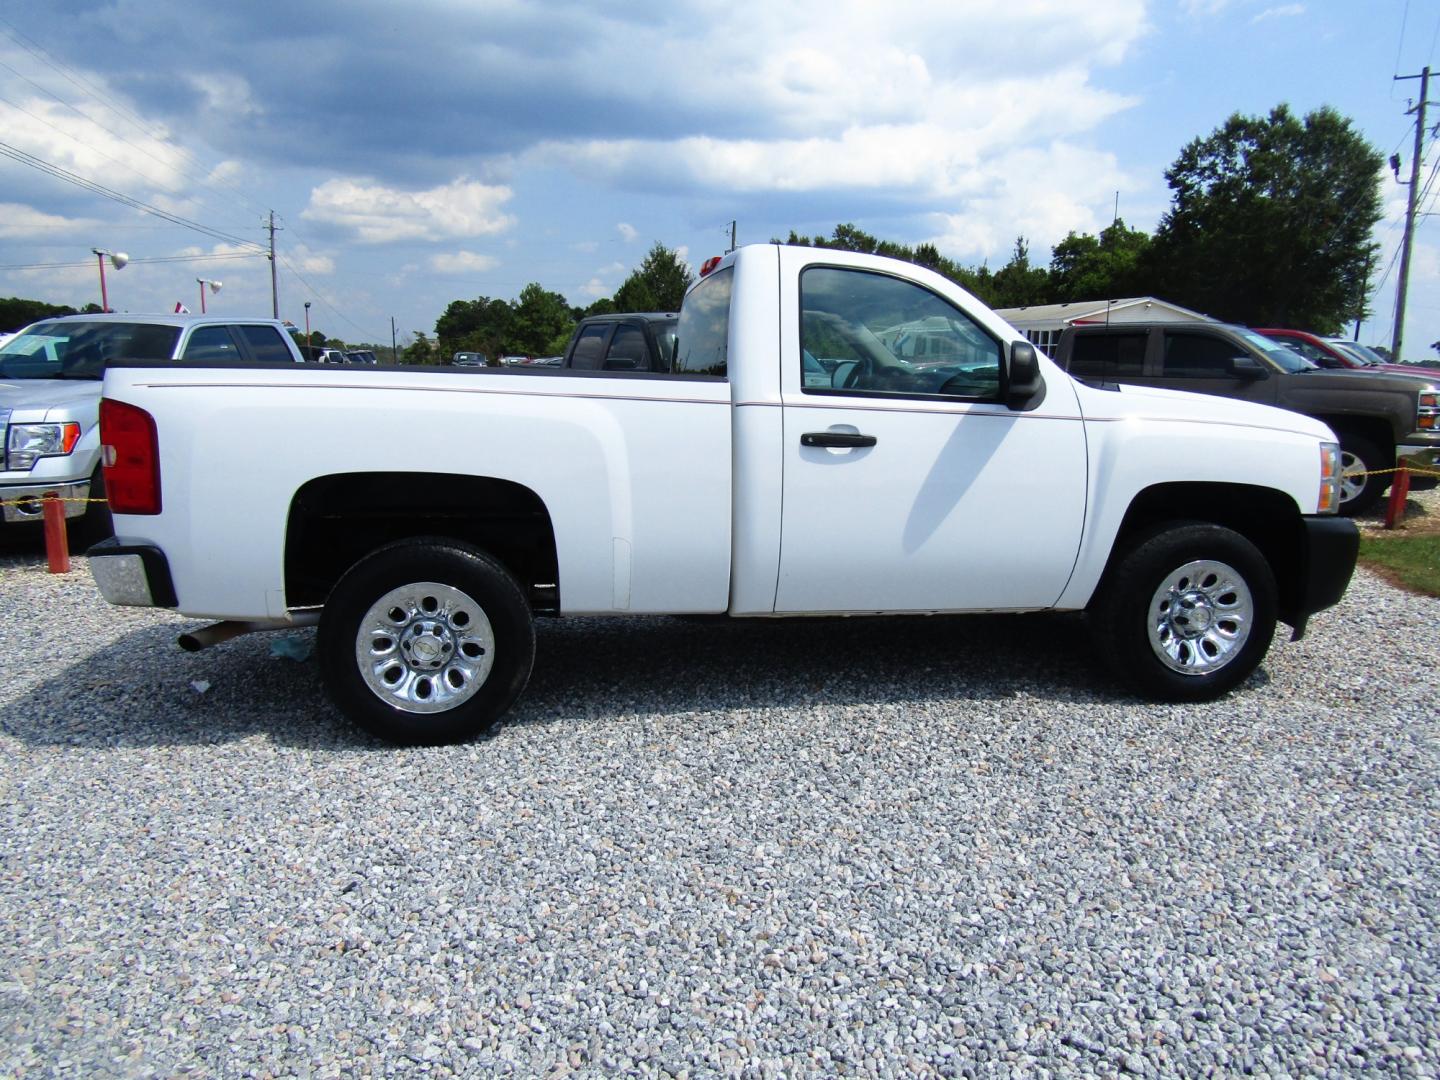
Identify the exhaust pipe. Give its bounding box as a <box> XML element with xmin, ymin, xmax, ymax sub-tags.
<box><xmin>177</xmin><ymin>613</ymin><xmax>321</xmax><ymax>652</ymax></box>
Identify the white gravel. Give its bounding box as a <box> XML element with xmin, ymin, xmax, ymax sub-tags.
<box><xmin>0</xmin><ymin>526</ymin><xmax>1437</xmax><ymax>1077</ymax></box>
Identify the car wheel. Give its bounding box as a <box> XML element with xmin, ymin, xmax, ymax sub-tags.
<box><xmin>1337</xmin><ymin>435</ymin><xmax>1388</xmax><ymax>516</ymax></box>
<box><xmin>318</xmin><ymin>538</ymin><xmax>535</xmax><ymax>745</ymax></box>
<box><xmin>1091</xmin><ymin>521</ymin><xmax>1277</xmax><ymax>702</ymax></box>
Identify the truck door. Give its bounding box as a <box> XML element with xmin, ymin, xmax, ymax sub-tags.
<box><xmin>774</xmin><ymin>259</ymin><xmax>1088</xmax><ymax>613</ymax></box>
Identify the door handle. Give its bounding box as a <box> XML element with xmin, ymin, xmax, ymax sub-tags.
<box><xmin>801</xmin><ymin>432</ymin><xmax>877</xmax><ymax>448</ymax></box>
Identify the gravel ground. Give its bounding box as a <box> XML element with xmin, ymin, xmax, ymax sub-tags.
<box><xmin>1</xmin><ymin>510</ymin><xmax>1437</xmax><ymax>1078</ymax></box>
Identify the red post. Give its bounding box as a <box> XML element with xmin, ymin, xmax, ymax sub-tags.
<box><xmin>1385</xmin><ymin>465</ymin><xmax>1411</xmax><ymax>530</ymax></box>
<box><xmin>42</xmin><ymin>493</ymin><xmax>71</xmax><ymax>573</ymax></box>
<box><xmin>96</xmin><ymin>251</ymin><xmax>109</xmax><ymax>313</ymax></box>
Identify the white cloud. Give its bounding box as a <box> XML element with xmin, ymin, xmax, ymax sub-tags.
<box><xmin>0</xmin><ymin>96</ymin><xmax>191</xmax><ymax>196</ymax></box>
<box><xmin>578</xmin><ymin>277</ymin><xmax>609</xmax><ymax>298</ymax></box>
<box><xmin>430</xmin><ymin>250</ymin><xmax>501</xmax><ymax>273</ymax></box>
<box><xmin>927</xmin><ymin>143</ymin><xmax>1132</xmax><ymax>260</ymax></box>
<box><xmin>0</xmin><ymin>203</ymin><xmax>100</xmax><ymax>239</ymax></box>
<box><xmin>303</xmin><ymin>177</ymin><xmax>515</xmax><ymax>243</ymax></box>
<box><xmin>616</xmin><ymin>222</ymin><xmax>638</xmax><ymax>242</ymax></box>
<box><xmin>1252</xmin><ymin>4</ymin><xmax>1304</xmax><ymax>23</ymax></box>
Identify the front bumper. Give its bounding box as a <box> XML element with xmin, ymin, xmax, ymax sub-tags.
<box><xmin>0</xmin><ymin>479</ymin><xmax>90</xmax><ymax>523</ymax></box>
<box><xmin>88</xmin><ymin>539</ymin><xmax>178</xmax><ymax>608</ymax></box>
<box><xmin>1286</xmin><ymin>515</ymin><xmax>1359</xmax><ymax>640</ymax></box>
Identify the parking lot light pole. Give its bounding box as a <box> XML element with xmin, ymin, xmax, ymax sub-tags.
<box><xmin>91</xmin><ymin>248</ymin><xmax>128</xmax><ymax>312</ymax></box>
<box><xmin>196</xmin><ymin>278</ymin><xmax>222</xmax><ymax>314</ymax></box>
<box><xmin>304</xmin><ymin>301</ymin><xmax>311</xmax><ymax>341</ymax></box>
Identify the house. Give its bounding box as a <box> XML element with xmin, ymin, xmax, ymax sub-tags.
<box><xmin>993</xmin><ymin>297</ymin><xmax>1214</xmax><ymax>357</ymax></box>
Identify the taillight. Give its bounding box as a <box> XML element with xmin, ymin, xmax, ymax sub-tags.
<box><xmin>699</xmin><ymin>255</ymin><xmax>723</xmax><ymax>277</ymax></box>
<box><xmin>99</xmin><ymin>398</ymin><xmax>161</xmax><ymax>515</ymax></box>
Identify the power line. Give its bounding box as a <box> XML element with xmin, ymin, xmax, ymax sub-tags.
<box><xmin>0</xmin><ymin>139</ymin><xmax>267</xmax><ymax>252</ymax></box>
<box><xmin>0</xmin><ymin>251</ymin><xmax>265</xmax><ymax>271</ymax></box>
<box><xmin>0</xmin><ymin>84</ymin><xmax>255</xmax><ymax>235</ymax></box>
<box><xmin>276</xmin><ymin>252</ymin><xmax>383</xmax><ymax>341</ymax></box>
<box><xmin>0</xmin><ymin>17</ymin><xmax>273</xmax><ymax>223</ymax></box>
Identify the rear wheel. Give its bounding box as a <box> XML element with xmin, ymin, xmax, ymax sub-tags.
<box><xmin>1091</xmin><ymin>522</ymin><xmax>1277</xmax><ymax>702</ymax></box>
<box><xmin>318</xmin><ymin>538</ymin><xmax>535</xmax><ymax>745</ymax></box>
<box><xmin>1337</xmin><ymin>435</ymin><xmax>1387</xmax><ymax>516</ymax></box>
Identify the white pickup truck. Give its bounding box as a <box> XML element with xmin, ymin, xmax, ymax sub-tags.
<box><xmin>90</xmin><ymin>245</ymin><xmax>1359</xmax><ymax>745</ymax></box>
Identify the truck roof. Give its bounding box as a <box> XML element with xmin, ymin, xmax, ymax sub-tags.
<box><xmin>34</xmin><ymin>313</ymin><xmax>291</xmax><ymax>328</ymax></box>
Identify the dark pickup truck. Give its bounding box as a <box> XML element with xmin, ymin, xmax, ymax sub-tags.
<box><xmin>1056</xmin><ymin>321</ymin><xmax>1440</xmax><ymax>514</ymax></box>
<box><xmin>561</xmin><ymin>312</ymin><xmax>677</xmax><ymax>373</ymax></box>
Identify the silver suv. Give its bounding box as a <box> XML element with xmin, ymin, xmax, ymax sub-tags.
<box><xmin>1</xmin><ymin>313</ymin><xmax>304</xmax><ymax>541</ymax></box>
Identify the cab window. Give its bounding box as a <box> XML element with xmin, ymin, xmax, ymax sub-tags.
<box><xmin>799</xmin><ymin>267</ymin><xmax>1000</xmax><ymax>399</ymax></box>
<box><xmin>181</xmin><ymin>326</ymin><xmax>241</xmax><ymax>362</ymax></box>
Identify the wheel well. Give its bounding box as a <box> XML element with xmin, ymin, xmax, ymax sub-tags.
<box><xmin>1310</xmin><ymin>415</ymin><xmax>1393</xmax><ymax>466</ymax></box>
<box><xmin>1108</xmin><ymin>482</ymin><xmax>1308</xmax><ymax>627</ymax></box>
<box><xmin>284</xmin><ymin>473</ymin><xmax>559</xmax><ymax>612</ymax></box>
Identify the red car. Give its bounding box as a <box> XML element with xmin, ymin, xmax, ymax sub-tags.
<box><xmin>1256</xmin><ymin>328</ymin><xmax>1440</xmax><ymax>378</ymax></box>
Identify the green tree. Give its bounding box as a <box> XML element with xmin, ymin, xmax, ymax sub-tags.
<box><xmin>1145</xmin><ymin>104</ymin><xmax>1382</xmax><ymax>330</ymax></box>
<box><xmin>777</xmin><ymin>224</ymin><xmax>996</xmax><ymax>304</ymax></box>
<box><xmin>0</xmin><ymin>296</ymin><xmax>79</xmax><ymax>332</ymax></box>
<box><xmin>989</xmin><ymin>238</ymin><xmax>1051</xmax><ymax>308</ymax></box>
<box><xmin>510</xmin><ymin>283</ymin><xmax>577</xmax><ymax>356</ymax></box>
<box><xmin>612</xmin><ymin>243</ymin><xmax>694</xmax><ymax>312</ymax></box>
<box><xmin>435</xmin><ymin>296</ymin><xmax>513</xmax><ymax>362</ymax></box>
<box><xmin>402</xmin><ymin>330</ymin><xmax>436</xmax><ymax>365</ymax></box>
<box><xmin>1048</xmin><ymin>219</ymin><xmax>1153</xmax><ymax>301</ymax></box>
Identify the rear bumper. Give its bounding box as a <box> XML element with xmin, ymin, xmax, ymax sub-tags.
<box><xmin>1287</xmin><ymin>515</ymin><xmax>1359</xmax><ymax>640</ymax></box>
<box><xmin>1</xmin><ymin>479</ymin><xmax>90</xmax><ymax>523</ymax></box>
<box><xmin>87</xmin><ymin>539</ymin><xmax>178</xmax><ymax>607</ymax></box>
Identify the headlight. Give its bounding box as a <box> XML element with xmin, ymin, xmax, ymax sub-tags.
<box><xmin>6</xmin><ymin>422</ymin><xmax>81</xmax><ymax>471</ymax></box>
<box><xmin>1317</xmin><ymin>441</ymin><xmax>1341</xmax><ymax>515</ymax></box>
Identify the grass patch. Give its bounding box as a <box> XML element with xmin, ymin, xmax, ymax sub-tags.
<box><xmin>1358</xmin><ymin>533</ymin><xmax>1440</xmax><ymax>597</ymax></box>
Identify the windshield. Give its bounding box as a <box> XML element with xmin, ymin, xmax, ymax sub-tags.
<box><xmin>0</xmin><ymin>320</ymin><xmax>180</xmax><ymax>379</ymax></box>
<box><xmin>1327</xmin><ymin>339</ymin><xmax>1386</xmax><ymax>366</ymax></box>
<box><xmin>1232</xmin><ymin>327</ymin><xmax>1316</xmax><ymax>373</ymax></box>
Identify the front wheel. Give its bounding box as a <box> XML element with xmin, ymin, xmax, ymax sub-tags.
<box><xmin>1091</xmin><ymin>522</ymin><xmax>1277</xmax><ymax>702</ymax></box>
<box><xmin>1337</xmin><ymin>435</ymin><xmax>1388</xmax><ymax>516</ymax></box>
<box><xmin>318</xmin><ymin>539</ymin><xmax>535</xmax><ymax>745</ymax></box>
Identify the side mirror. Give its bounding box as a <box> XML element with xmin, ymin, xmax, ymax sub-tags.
<box><xmin>1007</xmin><ymin>341</ymin><xmax>1043</xmax><ymax>408</ymax></box>
<box><xmin>1231</xmin><ymin>355</ymin><xmax>1269</xmax><ymax>380</ymax></box>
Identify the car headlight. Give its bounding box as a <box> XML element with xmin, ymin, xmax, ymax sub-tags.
<box><xmin>1317</xmin><ymin>440</ymin><xmax>1341</xmax><ymax>515</ymax></box>
<box><xmin>6</xmin><ymin>422</ymin><xmax>82</xmax><ymax>471</ymax></box>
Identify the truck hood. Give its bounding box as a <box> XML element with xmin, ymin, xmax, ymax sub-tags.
<box><xmin>1076</xmin><ymin>380</ymin><xmax>1334</xmax><ymax>441</ymax></box>
<box><xmin>0</xmin><ymin>377</ymin><xmax>101</xmax><ymax>421</ymax></box>
<box><xmin>1286</xmin><ymin>367</ymin><xmax>1439</xmax><ymax>393</ymax></box>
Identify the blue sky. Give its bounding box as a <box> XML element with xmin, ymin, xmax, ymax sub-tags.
<box><xmin>1</xmin><ymin>0</ymin><xmax>1436</xmax><ymax>358</ymax></box>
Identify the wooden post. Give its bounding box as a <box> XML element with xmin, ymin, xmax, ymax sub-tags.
<box><xmin>42</xmin><ymin>494</ymin><xmax>70</xmax><ymax>573</ymax></box>
<box><xmin>1385</xmin><ymin>465</ymin><xmax>1411</xmax><ymax>530</ymax></box>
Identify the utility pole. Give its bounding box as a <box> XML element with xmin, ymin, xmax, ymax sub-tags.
<box><xmin>1392</xmin><ymin>67</ymin><xmax>1432</xmax><ymax>361</ymax></box>
<box><xmin>267</xmin><ymin>210</ymin><xmax>280</xmax><ymax>319</ymax></box>
<box><xmin>726</xmin><ymin>220</ymin><xmax>737</xmax><ymax>253</ymax></box>
<box><xmin>391</xmin><ymin>316</ymin><xmax>398</xmax><ymax>362</ymax></box>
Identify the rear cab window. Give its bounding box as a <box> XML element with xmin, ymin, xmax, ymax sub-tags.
<box><xmin>674</xmin><ymin>267</ymin><xmax>732</xmax><ymax>378</ymax></box>
<box><xmin>236</xmin><ymin>324</ymin><xmax>298</xmax><ymax>362</ymax></box>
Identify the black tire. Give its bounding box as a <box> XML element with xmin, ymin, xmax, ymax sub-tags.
<box><xmin>318</xmin><ymin>538</ymin><xmax>535</xmax><ymax>745</ymax></box>
<box><xmin>1337</xmin><ymin>435</ymin><xmax>1388</xmax><ymax>516</ymax></box>
<box><xmin>75</xmin><ymin>467</ymin><xmax>114</xmax><ymax>548</ymax></box>
<box><xmin>1090</xmin><ymin>521</ymin><xmax>1277</xmax><ymax>703</ymax></box>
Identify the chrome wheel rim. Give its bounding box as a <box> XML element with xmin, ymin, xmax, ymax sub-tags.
<box><xmin>1339</xmin><ymin>450</ymin><xmax>1367</xmax><ymax>504</ymax></box>
<box><xmin>1147</xmin><ymin>559</ymin><xmax>1253</xmax><ymax>676</ymax></box>
<box><xmin>355</xmin><ymin>581</ymin><xmax>495</xmax><ymax>713</ymax></box>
